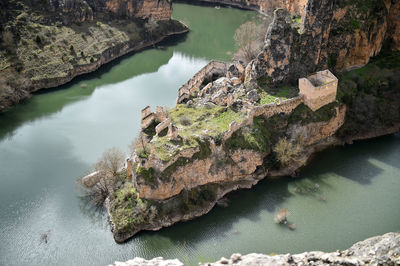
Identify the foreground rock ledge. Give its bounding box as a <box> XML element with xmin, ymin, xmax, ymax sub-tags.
<box><xmin>111</xmin><ymin>232</ymin><xmax>400</xmax><ymax>266</ymax></box>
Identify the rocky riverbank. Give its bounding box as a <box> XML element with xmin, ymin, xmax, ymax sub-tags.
<box><xmin>111</xmin><ymin>232</ymin><xmax>400</xmax><ymax>265</ymax></box>
<box><xmin>0</xmin><ymin>0</ymin><xmax>188</xmax><ymax>112</ymax></box>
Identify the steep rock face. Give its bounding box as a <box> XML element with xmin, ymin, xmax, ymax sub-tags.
<box><xmin>387</xmin><ymin>0</ymin><xmax>400</xmax><ymax>50</ymax></box>
<box><xmin>104</xmin><ymin>0</ymin><xmax>172</xmax><ymax>20</ymax></box>
<box><xmin>111</xmin><ymin>232</ymin><xmax>400</xmax><ymax>266</ymax></box>
<box><xmin>188</xmin><ymin>0</ymin><xmax>307</xmax><ymax>16</ymax></box>
<box><xmin>137</xmin><ymin>146</ymin><xmax>265</xmax><ymax>200</ymax></box>
<box><xmin>248</xmin><ymin>0</ymin><xmax>400</xmax><ymax>85</ymax></box>
<box><xmin>0</xmin><ymin>0</ymin><xmax>184</xmax><ymax>112</ymax></box>
<box><xmin>24</xmin><ymin>0</ymin><xmax>172</xmax><ymax>24</ymax></box>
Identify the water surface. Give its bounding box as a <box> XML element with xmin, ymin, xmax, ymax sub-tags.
<box><xmin>0</xmin><ymin>3</ymin><xmax>399</xmax><ymax>266</ymax></box>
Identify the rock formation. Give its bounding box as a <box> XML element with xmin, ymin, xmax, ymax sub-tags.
<box><xmin>0</xmin><ymin>0</ymin><xmax>187</xmax><ymax>112</ymax></box>
<box><xmin>99</xmin><ymin>0</ymin><xmax>400</xmax><ymax>242</ymax></box>
<box><xmin>248</xmin><ymin>0</ymin><xmax>400</xmax><ymax>85</ymax></box>
<box><xmin>189</xmin><ymin>0</ymin><xmax>308</xmax><ymax>18</ymax></box>
<box><xmin>111</xmin><ymin>232</ymin><xmax>400</xmax><ymax>266</ymax></box>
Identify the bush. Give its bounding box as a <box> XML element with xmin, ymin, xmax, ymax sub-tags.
<box><xmin>179</xmin><ymin>115</ymin><xmax>192</xmax><ymax>126</ymax></box>
<box><xmin>35</xmin><ymin>35</ymin><xmax>42</xmax><ymax>44</ymax></box>
<box><xmin>273</xmin><ymin>138</ymin><xmax>302</xmax><ymax>167</ymax></box>
<box><xmin>2</xmin><ymin>31</ymin><xmax>14</xmax><ymax>51</ymax></box>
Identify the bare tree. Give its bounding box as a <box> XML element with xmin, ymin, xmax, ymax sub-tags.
<box><xmin>94</xmin><ymin>147</ymin><xmax>125</xmax><ymax>176</ymax></box>
<box><xmin>83</xmin><ymin>147</ymin><xmax>126</xmax><ymax>207</ymax></box>
<box><xmin>233</xmin><ymin>21</ymin><xmax>262</xmax><ymax>64</ymax></box>
<box><xmin>145</xmin><ymin>18</ymin><xmax>158</xmax><ymax>47</ymax></box>
<box><xmin>129</xmin><ymin>131</ymin><xmax>149</xmax><ymax>158</ymax></box>
<box><xmin>89</xmin><ymin>178</ymin><xmax>110</xmax><ymax>207</ymax></box>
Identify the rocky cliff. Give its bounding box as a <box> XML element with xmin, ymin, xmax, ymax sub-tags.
<box><xmin>111</xmin><ymin>232</ymin><xmax>400</xmax><ymax>266</ymax></box>
<box><xmin>100</xmin><ymin>0</ymin><xmax>399</xmax><ymax>242</ymax></box>
<box><xmin>247</xmin><ymin>0</ymin><xmax>400</xmax><ymax>86</ymax></box>
<box><xmin>185</xmin><ymin>0</ymin><xmax>308</xmax><ymax>17</ymax></box>
<box><xmin>0</xmin><ymin>0</ymin><xmax>185</xmax><ymax>112</ymax></box>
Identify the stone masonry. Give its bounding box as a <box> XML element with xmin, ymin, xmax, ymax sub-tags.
<box><xmin>299</xmin><ymin>69</ymin><xmax>338</xmax><ymax>111</ymax></box>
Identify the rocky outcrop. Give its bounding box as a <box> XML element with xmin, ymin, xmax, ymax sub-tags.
<box><xmin>92</xmin><ymin>0</ymin><xmax>399</xmax><ymax>242</ymax></box>
<box><xmin>25</xmin><ymin>0</ymin><xmax>172</xmax><ymax>24</ymax></box>
<box><xmin>187</xmin><ymin>0</ymin><xmax>308</xmax><ymax>17</ymax></box>
<box><xmin>111</xmin><ymin>232</ymin><xmax>400</xmax><ymax>266</ymax></box>
<box><xmin>104</xmin><ymin>0</ymin><xmax>172</xmax><ymax>20</ymax></box>
<box><xmin>248</xmin><ymin>0</ymin><xmax>400</xmax><ymax>85</ymax></box>
<box><xmin>0</xmin><ymin>0</ymin><xmax>186</xmax><ymax>112</ymax></box>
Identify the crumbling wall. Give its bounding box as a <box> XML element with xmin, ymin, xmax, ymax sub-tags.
<box><xmin>177</xmin><ymin>61</ymin><xmax>228</xmax><ymax>104</ymax></box>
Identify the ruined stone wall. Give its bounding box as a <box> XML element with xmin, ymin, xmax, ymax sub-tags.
<box><xmin>177</xmin><ymin>61</ymin><xmax>228</xmax><ymax>104</ymax></box>
<box><xmin>136</xmin><ymin>96</ymin><xmax>310</xmax><ymax>201</ymax></box>
<box><xmin>251</xmin><ymin>95</ymin><xmax>304</xmax><ymax>118</ymax></box>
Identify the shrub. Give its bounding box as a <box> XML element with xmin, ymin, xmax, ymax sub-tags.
<box><xmin>2</xmin><ymin>31</ymin><xmax>14</xmax><ymax>50</ymax></box>
<box><xmin>179</xmin><ymin>115</ymin><xmax>192</xmax><ymax>126</ymax></box>
<box><xmin>35</xmin><ymin>35</ymin><xmax>42</xmax><ymax>44</ymax></box>
<box><xmin>273</xmin><ymin>137</ymin><xmax>302</xmax><ymax>167</ymax></box>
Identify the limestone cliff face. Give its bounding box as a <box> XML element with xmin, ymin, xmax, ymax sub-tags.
<box><xmin>137</xmin><ymin>146</ymin><xmax>265</xmax><ymax>200</ymax></box>
<box><xmin>387</xmin><ymin>0</ymin><xmax>400</xmax><ymax>50</ymax></box>
<box><xmin>104</xmin><ymin>0</ymin><xmax>172</xmax><ymax>20</ymax></box>
<box><xmin>189</xmin><ymin>0</ymin><xmax>307</xmax><ymax>17</ymax></box>
<box><xmin>25</xmin><ymin>0</ymin><xmax>172</xmax><ymax>24</ymax></box>
<box><xmin>248</xmin><ymin>0</ymin><xmax>400</xmax><ymax>85</ymax></box>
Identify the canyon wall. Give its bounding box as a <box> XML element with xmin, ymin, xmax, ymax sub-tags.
<box><xmin>24</xmin><ymin>0</ymin><xmax>172</xmax><ymax>24</ymax></box>
<box><xmin>187</xmin><ymin>0</ymin><xmax>308</xmax><ymax>17</ymax></box>
<box><xmin>248</xmin><ymin>0</ymin><xmax>400</xmax><ymax>85</ymax></box>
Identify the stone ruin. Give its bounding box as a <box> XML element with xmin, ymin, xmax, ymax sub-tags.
<box><xmin>140</xmin><ymin>106</ymin><xmax>178</xmax><ymax>141</ymax></box>
<box><xmin>299</xmin><ymin>69</ymin><xmax>338</xmax><ymax>111</ymax></box>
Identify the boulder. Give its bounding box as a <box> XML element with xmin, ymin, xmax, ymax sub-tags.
<box><xmin>247</xmin><ymin>89</ymin><xmax>260</xmax><ymax>103</ymax></box>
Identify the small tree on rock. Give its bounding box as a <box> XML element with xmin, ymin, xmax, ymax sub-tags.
<box><xmin>273</xmin><ymin>138</ymin><xmax>303</xmax><ymax>167</ymax></box>
<box><xmin>145</xmin><ymin>18</ymin><xmax>158</xmax><ymax>47</ymax></box>
<box><xmin>234</xmin><ymin>21</ymin><xmax>262</xmax><ymax>64</ymax></box>
<box><xmin>94</xmin><ymin>147</ymin><xmax>125</xmax><ymax>176</ymax></box>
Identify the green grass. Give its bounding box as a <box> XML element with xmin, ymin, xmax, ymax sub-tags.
<box><xmin>258</xmin><ymin>86</ymin><xmax>298</xmax><ymax>105</ymax></box>
<box><xmin>110</xmin><ymin>183</ymin><xmax>137</xmax><ymax>233</ymax></box>
<box><xmin>152</xmin><ymin>105</ymin><xmax>245</xmax><ymax>162</ymax></box>
<box><xmin>338</xmin><ymin>51</ymin><xmax>400</xmax><ymax>105</ymax></box>
<box><xmin>110</xmin><ymin>182</ymin><xmax>153</xmax><ymax>233</ymax></box>
<box><xmin>224</xmin><ymin>116</ymin><xmax>270</xmax><ymax>153</ymax></box>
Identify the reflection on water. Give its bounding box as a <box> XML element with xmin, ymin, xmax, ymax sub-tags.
<box><xmin>0</xmin><ymin>3</ymin><xmax>399</xmax><ymax>266</ymax></box>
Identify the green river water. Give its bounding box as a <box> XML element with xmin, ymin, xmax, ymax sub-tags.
<box><xmin>0</xmin><ymin>3</ymin><xmax>399</xmax><ymax>266</ymax></box>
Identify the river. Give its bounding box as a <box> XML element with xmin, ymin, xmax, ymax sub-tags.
<box><xmin>0</xmin><ymin>3</ymin><xmax>399</xmax><ymax>266</ymax></box>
